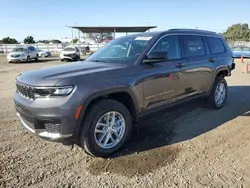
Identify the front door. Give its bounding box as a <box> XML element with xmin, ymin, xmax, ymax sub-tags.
<box><xmin>142</xmin><ymin>35</ymin><xmax>187</xmax><ymax>110</ymax></box>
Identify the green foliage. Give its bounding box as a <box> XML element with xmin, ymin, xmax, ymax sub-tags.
<box><xmin>24</xmin><ymin>36</ymin><xmax>35</xmax><ymax>44</ymax></box>
<box><xmin>37</xmin><ymin>40</ymin><xmax>50</xmax><ymax>44</ymax></box>
<box><xmin>1</xmin><ymin>37</ymin><xmax>18</xmax><ymax>44</ymax></box>
<box><xmin>51</xmin><ymin>39</ymin><xmax>62</xmax><ymax>43</ymax></box>
<box><xmin>71</xmin><ymin>39</ymin><xmax>79</xmax><ymax>44</ymax></box>
<box><xmin>87</xmin><ymin>33</ymin><xmax>113</xmax><ymax>43</ymax></box>
<box><xmin>222</xmin><ymin>23</ymin><xmax>250</xmax><ymax>42</ymax></box>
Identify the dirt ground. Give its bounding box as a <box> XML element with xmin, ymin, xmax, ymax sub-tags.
<box><xmin>0</xmin><ymin>56</ymin><xmax>249</xmax><ymax>188</ymax></box>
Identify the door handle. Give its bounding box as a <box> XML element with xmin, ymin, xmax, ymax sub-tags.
<box><xmin>175</xmin><ymin>63</ymin><xmax>185</xmax><ymax>68</ymax></box>
<box><xmin>209</xmin><ymin>58</ymin><xmax>216</xmax><ymax>62</ymax></box>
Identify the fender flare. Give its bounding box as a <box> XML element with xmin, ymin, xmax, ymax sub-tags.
<box><xmin>208</xmin><ymin>67</ymin><xmax>230</xmax><ymax>94</ymax></box>
<box><xmin>72</xmin><ymin>87</ymin><xmax>139</xmax><ymax>141</ymax></box>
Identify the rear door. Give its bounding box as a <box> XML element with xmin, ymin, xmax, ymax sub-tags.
<box><xmin>181</xmin><ymin>35</ymin><xmax>214</xmax><ymax>95</ymax></box>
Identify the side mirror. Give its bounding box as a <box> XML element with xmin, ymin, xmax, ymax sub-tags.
<box><xmin>143</xmin><ymin>51</ymin><xmax>167</xmax><ymax>63</ymax></box>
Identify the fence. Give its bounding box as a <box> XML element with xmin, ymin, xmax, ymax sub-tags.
<box><xmin>0</xmin><ymin>43</ymin><xmax>105</xmax><ymax>53</ymax></box>
<box><xmin>228</xmin><ymin>41</ymin><xmax>250</xmax><ymax>47</ymax></box>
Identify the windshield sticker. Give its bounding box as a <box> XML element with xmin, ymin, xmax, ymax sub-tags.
<box><xmin>135</xmin><ymin>37</ymin><xmax>152</xmax><ymax>41</ymax></box>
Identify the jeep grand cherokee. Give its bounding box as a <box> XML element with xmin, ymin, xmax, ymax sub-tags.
<box><xmin>14</xmin><ymin>29</ymin><xmax>235</xmax><ymax>157</ymax></box>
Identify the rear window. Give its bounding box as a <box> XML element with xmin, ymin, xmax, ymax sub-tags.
<box><xmin>182</xmin><ymin>35</ymin><xmax>205</xmax><ymax>57</ymax></box>
<box><xmin>207</xmin><ymin>37</ymin><xmax>226</xmax><ymax>54</ymax></box>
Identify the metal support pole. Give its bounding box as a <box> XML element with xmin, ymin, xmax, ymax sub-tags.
<box><xmin>113</xmin><ymin>29</ymin><xmax>116</xmax><ymax>38</ymax></box>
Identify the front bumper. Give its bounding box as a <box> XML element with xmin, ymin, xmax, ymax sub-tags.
<box><xmin>60</xmin><ymin>54</ymin><xmax>79</xmax><ymax>60</ymax></box>
<box><xmin>14</xmin><ymin>91</ymin><xmax>80</xmax><ymax>142</ymax></box>
<box><xmin>7</xmin><ymin>57</ymin><xmax>27</xmax><ymax>62</ymax></box>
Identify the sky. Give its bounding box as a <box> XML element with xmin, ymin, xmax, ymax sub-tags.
<box><xmin>0</xmin><ymin>0</ymin><xmax>250</xmax><ymax>41</ymax></box>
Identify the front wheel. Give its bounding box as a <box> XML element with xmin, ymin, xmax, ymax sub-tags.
<box><xmin>35</xmin><ymin>54</ymin><xmax>39</xmax><ymax>61</ymax></box>
<box><xmin>79</xmin><ymin>99</ymin><xmax>132</xmax><ymax>157</ymax></box>
<box><xmin>209</xmin><ymin>76</ymin><xmax>227</xmax><ymax>109</ymax></box>
<box><xmin>26</xmin><ymin>56</ymin><xmax>31</xmax><ymax>63</ymax></box>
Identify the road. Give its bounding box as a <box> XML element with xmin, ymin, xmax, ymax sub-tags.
<box><xmin>0</xmin><ymin>56</ymin><xmax>249</xmax><ymax>188</ymax></box>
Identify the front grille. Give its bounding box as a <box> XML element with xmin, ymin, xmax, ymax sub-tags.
<box><xmin>11</xmin><ymin>54</ymin><xmax>20</xmax><ymax>58</ymax></box>
<box><xmin>16</xmin><ymin>82</ymin><xmax>34</xmax><ymax>100</ymax></box>
<box><xmin>64</xmin><ymin>53</ymin><xmax>76</xmax><ymax>58</ymax></box>
<box><xmin>44</xmin><ymin>123</ymin><xmax>61</xmax><ymax>133</ymax></box>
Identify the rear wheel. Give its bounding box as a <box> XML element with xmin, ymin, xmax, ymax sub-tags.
<box><xmin>209</xmin><ymin>76</ymin><xmax>227</xmax><ymax>109</ymax></box>
<box><xmin>26</xmin><ymin>56</ymin><xmax>30</xmax><ymax>63</ymax></box>
<box><xmin>35</xmin><ymin>54</ymin><xmax>39</xmax><ymax>61</ymax></box>
<box><xmin>79</xmin><ymin>99</ymin><xmax>132</xmax><ymax>157</ymax></box>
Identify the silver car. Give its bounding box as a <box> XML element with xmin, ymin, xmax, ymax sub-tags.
<box><xmin>7</xmin><ymin>46</ymin><xmax>39</xmax><ymax>63</ymax></box>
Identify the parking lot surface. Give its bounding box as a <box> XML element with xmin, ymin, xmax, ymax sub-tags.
<box><xmin>0</xmin><ymin>56</ymin><xmax>250</xmax><ymax>188</ymax></box>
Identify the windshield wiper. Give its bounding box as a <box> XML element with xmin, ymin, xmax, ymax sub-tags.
<box><xmin>91</xmin><ymin>59</ymin><xmax>111</xmax><ymax>63</ymax></box>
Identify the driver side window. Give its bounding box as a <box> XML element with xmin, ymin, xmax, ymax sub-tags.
<box><xmin>151</xmin><ymin>35</ymin><xmax>181</xmax><ymax>60</ymax></box>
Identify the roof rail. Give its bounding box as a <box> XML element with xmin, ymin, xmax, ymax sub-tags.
<box><xmin>168</xmin><ymin>28</ymin><xmax>217</xmax><ymax>34</ymax></box>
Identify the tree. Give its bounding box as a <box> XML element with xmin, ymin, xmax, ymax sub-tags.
<box><xmin>87</xmin><ymin>33</ymin><xmax>113</xmax><ymax>43</ymax></box>
<box><xmin>24</xmin><ymin>36</ymin><xmax>35</xmax><ymax>44</ymax></box>
<box><xmin>222</xmin><ymin>23</ymin><xmax>250</xmax><ymax>42</ymax></box>
<box><xmin>51</xmin><ymin>39</ymin><xmax>62</xmax><ymax>44</ymax></box>
<box><xmin>71</xmin><ymin>39</ymin><xmax>79</xmax><ymax>44</ymax></box>
<box><xmin>37</xmin><ymin>40</ymin><xmax>50</xmax><ymax>44</ymax></box>
<box><xmin>1</xmin><ymin>37</ymin><xmax>18</xmax><ymax>44</ymax></box>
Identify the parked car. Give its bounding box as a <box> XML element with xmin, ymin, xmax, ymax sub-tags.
<box><xmin>7</xmin><ymin>46</ymin><xmax>38</xmax><ymax>63</ymax></box>
<box><xmin>14</xmin><ymin>29</ymin><xmax>235</xmax><ymax>157</ymax></box>
<box><xmin>231</xmin><ymin>46</ymin><xmax>250</xmax><ymax>58</ymax></box>
<box><xmin>37</xmin><ymin>48</ymin><xmax>51</xmax><ymax>58</ymax></box>
<box><xmin>55</xmin><ymin>47</ymin><xmax>63</xmax><ymax>53</ymax></box>
<box><xmin>60</xmin><ymin>46</ymin><xmax>81</xmax><ymax>61</ymax></box>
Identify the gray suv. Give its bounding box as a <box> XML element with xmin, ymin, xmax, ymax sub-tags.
<box><xmin>14</xmin><ymin>29</ymin><xmax>235</xmax><ymax>157</ymax></box>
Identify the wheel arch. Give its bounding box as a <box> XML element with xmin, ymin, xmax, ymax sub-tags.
<box><xmin>73</xmin><ymin>87</ymin><xmax>139</xmax><ymax>141</ymax></box>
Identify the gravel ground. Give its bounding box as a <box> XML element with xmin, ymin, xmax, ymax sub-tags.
<box><xmin>0</xmin><ymin>56</ymin><xmax>250</xmax><ymax>188</ymax></box>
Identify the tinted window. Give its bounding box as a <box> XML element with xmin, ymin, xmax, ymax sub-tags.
<box><xmin>231</xmin><ymin>47</ymin><xmax>242</xmax><ymax>51</ymax></box>
<box><xmin>182</xmin><ymin>35</ymin><xmax>205</xmax><ymax>57</ymax></box>
<box><xmin>207</xmin><ymin>37</ymin><xmax>225</xmax><ymax>54</ymax></box>
<box><xmin>151</xmin><ymin>35</ymin><xmax>181</xmax><ymax>60</ymax></box>
<box><xmin>243</xmin><ymin>47</ymin><xmax>250</xmax><ymax>51</ymax></box>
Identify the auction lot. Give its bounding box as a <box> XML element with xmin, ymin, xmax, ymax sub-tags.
<box><xmin>0</xmin><ymin>56</ymin><xmax>250</xmax><ymax>187</ymax></box>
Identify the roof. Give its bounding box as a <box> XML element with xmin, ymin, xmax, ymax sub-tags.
<box><xmin>69</xmin><ymin>26</ymin><xmax>157</xmax><ymax>33</ymax></box>
<box><xmin>166</xmin><ymin>28</ymin><xmax>218</xmax><ymax>36</ymax></box>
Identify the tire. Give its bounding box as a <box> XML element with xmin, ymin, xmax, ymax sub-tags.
<box><xmin>35</xmin><ymin>54</ymin><xmax>39</xmax><ymax>61</ymax></box>
<box><xmin>79</xmin><ymin>99</ymin><xmax>132</xmax><ymax>157</ymax></box>
<box><xmin>209</xmin><ymin>76</ymin><xmax>227</xmax><ymax>109</ymax></box>
<box><xmin>26</xmin><ymin>56</ymin><xmax>30</xmax><ymax>63</ymax></box>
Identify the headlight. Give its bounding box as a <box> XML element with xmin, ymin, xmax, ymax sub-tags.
<box><xmin>33</xmin><ymin>86</ymin><xmax>74</xmax><ymax>97</ymax></box>
<box><xmin>21</xmin><ymin>53</ymin><xmax>27</xmax><ymax>57</ymax></box>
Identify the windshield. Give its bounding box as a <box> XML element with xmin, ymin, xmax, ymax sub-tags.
<box><xmin>87</xmin><ymin>35</ymin><xmax>154</xmax><ymax>63</ymax></box>
<box><xmin>63</xmin><ymin>47</ymin><xmax>75</xmax><ymax>51</ymax></box>
<box><xmin>12</xmin><ymin>48</ymin><xmax>27</xmax><ymax>52</ymax></box>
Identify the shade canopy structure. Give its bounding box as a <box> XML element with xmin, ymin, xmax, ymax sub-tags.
<box><xmin>69</xmin><ymin>26</ymin><xmax>157</xmax><ymax>34</ymax></box>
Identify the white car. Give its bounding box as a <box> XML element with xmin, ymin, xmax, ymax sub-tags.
<box><xmin>37</xmin><ymin>48</ymin><xmax>51</xmax><ymax>58</ymax></box>
<box><xmin>60</xmin><ymin>46</ymin><xmax>81</xmax><ymax>61</ymax></box>
<box><xmin>7</xmin><ymin>46</ymin><xmax>39</xmax><ymax>63</ymax></box>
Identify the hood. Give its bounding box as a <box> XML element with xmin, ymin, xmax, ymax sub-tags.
<box><xmin>61</xmin><ymin>50</ymin><xmax>76</xmax><ymax>54</ymax></box>
<box><xmin>9</xmin><ymin>52</ymin><xmax>26</xmax><ymax>56</ymax></box>
<box><xmin>16</xmin><ymin>61</ymin><xmax>127</xmax><ymax>86</ymax></box>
